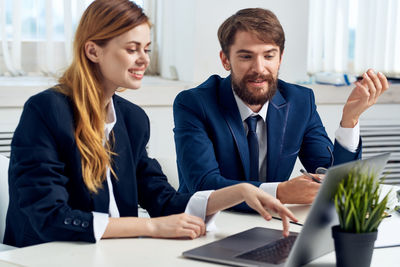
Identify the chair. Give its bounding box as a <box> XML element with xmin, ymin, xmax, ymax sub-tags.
<box><xmin>0</xmin><ymin>154</ymin><xmax>9</xmax><ymax>243</ymax></box>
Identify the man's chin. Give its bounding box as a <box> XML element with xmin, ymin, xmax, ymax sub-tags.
<box><xmin>246</xmin><ymin>85</ymin><xmax>269</xmax><ymax>95</ymax></box>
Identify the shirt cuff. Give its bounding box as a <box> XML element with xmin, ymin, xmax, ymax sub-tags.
<box><xmin>259</xmin><ymin>182</ymin><xmax>280</xmax><ymax>198</ymax></box>
<box><xmin>92</xmin><ymin>212</ymin><xmax>109</xmax><ymax>242</ymax></box>
<box><xmin>335</xmin><ymin>121</ymin><xmax>360</xmax><ymax>153</ymax></box>
<box><xmin>184</xmin><ymin>190</ymin><xmax>218</xmax><ymax>231</ymax></box>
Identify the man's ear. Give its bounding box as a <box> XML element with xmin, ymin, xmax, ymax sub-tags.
<box><xmin>85</xmin><ymin>41</ymin><xmax>102</xmax><ymax>63</ymax></box>
<box><xmin>279</xmin><ymin>50</ymin><xmax>284</xmax><ymax>65</ymax></box>
<box><xmin>219</xmin><ymin>51</ymin><xmax>231</xmax><ymax>71</ymax></box>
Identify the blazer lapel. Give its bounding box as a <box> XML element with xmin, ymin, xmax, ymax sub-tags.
<box><xmin>266</xmin><ymin>82</ymin><xmax>288</xmax><ymax>182</ymax></box>
<box><xmin>218</xmin><ymin>76</ymin><xmax>250</xmax><ymax>180</ymax></box>
<box><xmin>107</xmin><ymin>96</ymin><xmax>138</xmax><ymax>217</ymax></box>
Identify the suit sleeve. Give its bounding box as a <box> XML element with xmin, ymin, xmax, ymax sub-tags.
<box><xmin>173</xmin><ymin>91</ymin><xmax>261</xmax><ymax>212</ymax></box>
<box><xmin>135</xmin><ymin>114</ymin><xmax>192</xmax><ymax>217</ymax></box>
<box><xmin>298</xmin><ymin>90</ymin><xmax>361</xmax><ymax>172</ymax></box>
<box><xmin>10</xmin><ymin>99</ymin><xmax>96</xmax><ymax>243</ymax></box>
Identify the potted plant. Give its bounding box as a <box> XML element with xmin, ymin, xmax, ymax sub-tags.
<box><xmin>332</xmin><ymin>168</ymin><xmax>390</xmax><ymax>267</ymax></box>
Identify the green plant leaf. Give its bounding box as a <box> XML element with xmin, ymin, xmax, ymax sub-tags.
<box><xmin>333</xmin><ymin>167</ymin><xmax>388</xmax><ymax>233</ymax></box>
<box><xmin>350</xmin><ymin>201</ymin><xmax>360</xmax><ymax>233</ymax></box>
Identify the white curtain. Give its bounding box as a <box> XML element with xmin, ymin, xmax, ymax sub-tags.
<box><xmin>143</xmin><ymin>0</ymin><xmax>158</xmax><ymax>75</ymax></box>
<box><xmin>0</xmin><ymin>0</ymin><xmax>18</xmax><ymax>75</ymax></box>
<box><xmin>0</xmin><ymin>0</ymin><xmax>91</xmax><ymax>76</ymax></box>
<box><xmin>0</xmin><ymin>0</ymin><xmax>153</xmax><ymax>77</ymax></box>
<box><xmin>308</xmin><ymin>0</ymin><xmax>400</xmax><ymax>75</ymax></box>
<box><xmin>308</xmin><ymin>0</ymin><xmax>349</xmax><ymax>74</ymax></box>
<box><xmin>354</xmin><ymin>0</ymin><xmax>400</xmax><ymax>75</ymax></box>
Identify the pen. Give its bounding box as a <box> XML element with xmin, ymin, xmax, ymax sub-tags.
<box><xmin>300</xmin><ymin>169</ymin><xmax>321</xmax><ymax>183</ymax></box>
<box><xmin>272</xmin><ymin>216</ymin><xmax>304</xmax><ymax>226</ymax></box>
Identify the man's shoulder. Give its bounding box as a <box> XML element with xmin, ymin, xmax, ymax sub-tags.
<box><xmin>278</xmin><ymin>79</ymin><xmax>313</xmax><ymax>94</ymax></box>
<box><xmin>196</xmin><ymin>74</ymin><xmax>225</xmax><ymax>89</ymax></box>
<box><xmin>176</xmin><ymin>75</ymin><xmax>225</xmax><ymax>100</ymax></box>
<box><xmin>277</xmin><ymin>79</ymin><xmax>314</xmax><ymax>101</ymax></box>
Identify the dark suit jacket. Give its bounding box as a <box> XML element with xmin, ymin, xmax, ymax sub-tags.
<box><xmin>173</xmin><ymin>75</ymin><xmax>361</xmax><ymax>210</ymax></box>
<box><xmin>4</xmin><ymin>89</ymin><xmax>191</xmax><ymax>247</ymax></box>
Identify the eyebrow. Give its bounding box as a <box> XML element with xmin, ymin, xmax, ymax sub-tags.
<box><xmin>125</xmin><ymin>41</ymin><xmax>152</xmax><ymax>46</ymax></box>
<box><xmin>236</xmin><ymin>48</ymin><xmax>278</xmax><ymax>54</ymax></box>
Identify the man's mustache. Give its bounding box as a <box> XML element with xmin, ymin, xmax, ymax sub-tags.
<box><xmin>244</xmin><ymin>73</ymin><xmax>274</xmax><ymax>82</ymax></box>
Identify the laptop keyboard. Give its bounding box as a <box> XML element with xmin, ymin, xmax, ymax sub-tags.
<box><xmin>236</xmin><ymin>235</ymin><xmax>297</xmax><ymax>265</ymax></box>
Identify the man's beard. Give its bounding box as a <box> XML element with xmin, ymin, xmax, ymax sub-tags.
<box><xmin>231</xmin><ymin>71</ymin><xmax>278</xmax><ymax>106</ymax></box>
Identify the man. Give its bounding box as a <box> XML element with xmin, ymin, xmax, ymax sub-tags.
<box><xmin>173</xmin><ymin>8</ymin><xmax>388</xmax><ymax>211</ymax></box>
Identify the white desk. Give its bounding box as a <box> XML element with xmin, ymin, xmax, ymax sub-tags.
<box><xmin>0</xmin><ymin>208</ymin><xmax>398</xmax><ymax>267</ymax></box>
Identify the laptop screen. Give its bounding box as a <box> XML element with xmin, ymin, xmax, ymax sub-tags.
<box><xmin>183</xmin><ymin>153</ymin><xmax>390</xmax><ymax>267</ymax></box>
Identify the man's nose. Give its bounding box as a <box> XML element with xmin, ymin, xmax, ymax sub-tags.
<box><xmin>252</xmin><ymin>57</ymin><xmax>265</xmax><ymax>74</ymax></box>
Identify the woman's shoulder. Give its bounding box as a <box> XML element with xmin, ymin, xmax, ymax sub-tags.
<box><xmin>24</xmin><ymin>87</ymin><xmax>74</xmax><ymax>122</ymax></box>
<box><xmin>27</xmin><ymin>87</ymin><xmax>72</xmax><ymax>109</ymax></box>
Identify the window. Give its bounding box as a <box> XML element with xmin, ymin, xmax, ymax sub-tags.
<box><xmin>307</xmin><ymin>0</ymin><xmax>400</xmax><ymax>76</ymax></box>
<box><xmin>2</xmin><ymin>0</ymin><xmax>90</xmax><ymax>42</ymax></box>
<box><xmin>0</xmin><ymin>0</ymin><xmax>147</xmax><ymax>76</ymax></box>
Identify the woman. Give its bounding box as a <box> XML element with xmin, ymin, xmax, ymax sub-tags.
<box><xmin>4</xmin><ymin>0</ymin><xmax>296</xmax><ymax>248</ymax></box>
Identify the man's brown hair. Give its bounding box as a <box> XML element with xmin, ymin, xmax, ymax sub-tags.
<box><xmin>217</xmin><ymin>8</ymin><xmax>285</xmax><ymax>57</ymax></box>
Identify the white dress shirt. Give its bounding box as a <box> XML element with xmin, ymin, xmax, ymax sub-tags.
<box><xmin>232</xmin><ymin>88</ymin><xmax>360</xmax><ymax>198</ymax></box>
<box><xmin>92</xmin><ymin>99</ymin><xmax>216</xmax><ymax>241</ymax></box>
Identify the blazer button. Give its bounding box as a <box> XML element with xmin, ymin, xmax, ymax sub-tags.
<box><xmin>81</xmin><ymin>221</ymin><xmax>89</xmax><ymax>228</ymax></box>
<box><xmin>64</xmin><ymin>218</ymin><xmax>72</xmax><ymax>225</ymax></box>
<box><xmin>73</xmin><ymin>219</ymin><xmax>81</xmax><ymax>226</ymax></box>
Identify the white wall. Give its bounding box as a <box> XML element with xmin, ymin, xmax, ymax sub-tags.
<box><xmin>158</xmin><ymin>0</ymin><xmax>310</xmax><ymax>84</ymax></box>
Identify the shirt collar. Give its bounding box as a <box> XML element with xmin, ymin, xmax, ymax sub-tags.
<box><xmin>104</xmin><ymin>98</ymin><xmax>117</xmax><ymax>140</ymax></box>
<box><xmin>232</xmin><ymin>87</ymin><xmax>268</xmax><ymax>122</ymax></box>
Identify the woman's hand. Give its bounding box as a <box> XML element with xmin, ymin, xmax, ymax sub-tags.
<box><xmin>147</xmin><ymin>213</ymin><xmax>206</xmax><ymax>239</ymax></box>
<box><xmin>103</xmin><ymin>214</ymin><xmax>205</xmax><ymax>240</ymax></box>
<box><xmin>104</xmin><ymin>183</ymin><xmax>297</xmax><ymax>240</ymax></box>
<box><xmin>240</xmin><ymin>183</ymin><xmax>298</xmax><ymax>237</ymax></box>
<box><xmin>206</xmin><ymin>183</ymin><xmax>298</xmax><ymax>237</ymax></box>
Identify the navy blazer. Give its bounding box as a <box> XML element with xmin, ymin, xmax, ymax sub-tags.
<box><xmin>173</xmin><ymin>75</ymin><xmax>361</xmax><ymax>210</ymax></box>
<box><xmin>4</xmin><ymin>89</ymin><xmax>191</xmax><ymax>247</ymax></box>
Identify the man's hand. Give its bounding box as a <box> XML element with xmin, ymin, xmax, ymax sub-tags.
<box><xmin>276</xmin><ymin>175</ymin><xmax>321</xmax><ymax>204</ymax></box>
<box><xmin>341</xmin><ymin>69</ymin><xmax>389</xmax><ymax>128</ymax></box>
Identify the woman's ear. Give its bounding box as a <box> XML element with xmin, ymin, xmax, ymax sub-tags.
<box><xmin>85</xmin><ymin>41</ymin><xmax>102</xmax><ymax>63</ymax></box>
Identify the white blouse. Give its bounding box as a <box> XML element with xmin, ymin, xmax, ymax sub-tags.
<box><xmin>92</xmin><ymin>99</ymin><xmax>216</xmax><ymax>241</ymax></box>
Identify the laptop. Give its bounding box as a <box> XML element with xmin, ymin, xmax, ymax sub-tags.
<box><xmin>183</xmin><ymin>153</ymin><xmax>390</xmax><ymax>267</ymax></box>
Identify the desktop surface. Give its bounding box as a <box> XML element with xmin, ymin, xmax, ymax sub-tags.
<box><xmin>0</xmin><ymin>209</ymin><xmax>398</xmax><ymax>267</ymax></box>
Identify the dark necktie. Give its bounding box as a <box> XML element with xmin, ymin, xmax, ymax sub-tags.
<box><xmin>245</xmin><ymin>115</ymin><xmax>259</xmax><ymax>181</ymax></box>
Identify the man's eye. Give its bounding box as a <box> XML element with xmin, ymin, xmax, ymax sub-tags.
<box><xmin>239</xmin><ymin>55</ymin><xmax>251</xmax><ymax>59</ymax></box>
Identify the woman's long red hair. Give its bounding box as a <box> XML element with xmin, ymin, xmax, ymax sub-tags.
<box><xmin>57</xmin><ymin>0</ymin><xmax>149</xmax><ymax>193</ymax></box>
